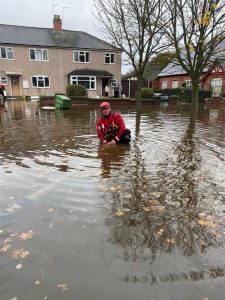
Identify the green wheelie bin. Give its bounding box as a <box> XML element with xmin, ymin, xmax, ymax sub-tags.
<box><xmin>55</xmin><ymin>93</ymin><xmax>71</xmax><ymax>109</ymax></box>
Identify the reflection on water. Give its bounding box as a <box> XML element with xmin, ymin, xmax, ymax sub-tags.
<box><xmin>1</xmin><ymin>100</ymin><xmax>225</xmax><ymax>300</ymax></box>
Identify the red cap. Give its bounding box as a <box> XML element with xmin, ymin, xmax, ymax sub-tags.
<box><xmin>100</xmin><ymin>101</ymin><xmax>110</xmax><ymax>109</ymax></box>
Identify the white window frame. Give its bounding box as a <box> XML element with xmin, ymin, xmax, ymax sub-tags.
<box><xmin>185</xmin><ymin>80</ymin><xmax>192</xmax><ymax>88</ymax></box>
<box><xmin>105</xmin><ymin>52</ymin><xmax>115</xmax><ymax>64</ymax></box>
<box><xmin>70</xmin><ymin>75</ymin><xmax>96</xmax><ymax>90</ymax></box>
<box><xmin>0</xmin><ymin>77</ymin><xmax>8</xmax><ymax>85</ymax></box>
<box><xmin>161</xmin><ymin>81</ymin><xmax>167</xmax><ymax>89</ymax></box>
<box><xmin>109</xmin><ymin>79</ymin><xmax>117</xmax><ymax>87</ymax></box>
<box><xmin>31</xmin><ymin>75</ymin><xmax>50</xmax><ymax>88</ymax></box>
<box><xmin>0</xmin><ymin>47</ymin><xmax>14</xmax><ymax>60</ymax></box>
<box><xmin>73</xmin><ymin>51</ymin><xmax>90</xmax><ymax>63</ymax></box>
<box><xmin>172</xmin><ymin>80</ymin><xmax>178</xmax><ymax>88</ymax></box>
<box><xmin>29</xmin><ymin>48</ymin><xmax>48</xmax><ymax>61</ymax></box>
<box><xmin>211</xmin><ymin>78</ymin><xmax>222</xmax><ymax>95</ymax></box>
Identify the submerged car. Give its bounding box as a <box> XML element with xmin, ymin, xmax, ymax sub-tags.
<box><xmin>154</xmin><ymin>93</ymin><xmax>169</xmax><ymax>101</ymax></box>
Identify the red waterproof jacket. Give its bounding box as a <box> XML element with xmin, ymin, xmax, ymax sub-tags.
<box><xmin>0</xmin><ymin>84</ymin><xmax>5</xmax><ymax>91</ymax></box>
<box><xmin>96</xmin><ymin>112</ymin><xmax>126</xmax><ymax>143</ymax></box>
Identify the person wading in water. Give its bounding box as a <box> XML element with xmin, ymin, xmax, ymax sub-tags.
<box><xmin>96</xmin><ymin>102</ymin><xmax>131</xmax><ymax>145</ymax></box>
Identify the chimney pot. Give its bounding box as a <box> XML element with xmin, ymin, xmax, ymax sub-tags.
<box><xmin>53</xmin><ymin>15</ymin><xmax>62</xmax><ymax>33</ymax></box>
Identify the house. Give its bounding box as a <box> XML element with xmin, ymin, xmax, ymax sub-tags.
<box><xmin>0</xmin><ymin>15</ymin><xmax>122</xmax><ymax>98</ymax></box>
<box><xmin>153</xmin><ymin>58</ymin><xmax>225</xmax><ymax>96</ymax></box>
<box><xmin>152</xmin><ymin>62</ymin><xmax>198</xmax><ymax>91</ymax></box>
<box><xmin>200</xmin><ymin>59</ymin><xmax>225</xmax><ymax>95</ymax></box>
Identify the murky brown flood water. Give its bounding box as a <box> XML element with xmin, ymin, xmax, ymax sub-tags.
<box><xmin>0</xmin><ymin>100</ymin><xmax>225</xmax><ymax>300</ymax></box>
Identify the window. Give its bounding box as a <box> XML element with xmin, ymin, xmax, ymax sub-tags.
<box><xmin>109</xmin><ymin>79</ymin><xmax>117</xmax><ymax>87</ymax></box>
<box><xmin>172</xmin><ymin>80</ymin><xmax>178</xmax><ymax>88</ymax></box>
<box><xmin>185</xmin><ymin>80</ymin><xmax>192</xmax><ymax>88</ymax></box>
<box><xmin>73</xmin><ymin>51</ymin><xmax>90</xmax><ymax>63</ymax></box>
<box><xmin>70</xmin><ymin>76</ymin><xmax>96</xmax><ymax>90</ymax></box>
<box><xmin>30</xmin><ymin>49</ymin><xmax>48</xmax><ymax>61</ymax></box>
<box><xmin>161</xmin><ymin>81</ymin><xmax>167</xmax><ymax>89</ymax></box>
<box><xmin>0</xmin><ymin>47</ymin><xmax>14</xmax><ymax>59</ymax></box>
<box><xmin>32</xmin><ymin>75</ymin><xmax>50</xmax><ymax>88</ymax></box>
<box><xmin>105</xmin><ymin>52</ymin><xmax>115</xmax><ymax>64</ymax></box>
<box><xmin>0</xmin><ymin>77</ymin><xmax>8</xmax><ymax>85</ymax></box>
<box><xmin>211</xmin><ymin>78</ymin><xmax>222</xmax><ymax>95</ymax></box>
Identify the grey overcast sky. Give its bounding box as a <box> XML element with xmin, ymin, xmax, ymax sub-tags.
<box><xmin>1</xmin><ymin>0</ymin><xmax>98</xmax><ymax>35</ymax></box>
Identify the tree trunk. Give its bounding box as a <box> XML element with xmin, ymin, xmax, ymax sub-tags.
<box><xmin>191</xmin><ymin>83</ymin><xmax>199</xmax><ymax>115</ymax></box>
<box><xmin>136</xmin><ymin>76</ymin><xmax>142</xmax><ymax>112</ymax></box>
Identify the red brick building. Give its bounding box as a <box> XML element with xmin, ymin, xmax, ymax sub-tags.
<box><xmin>153</xmin><ymin>59</ymin><xmax>225</xmax><ymax>96</ymax></box>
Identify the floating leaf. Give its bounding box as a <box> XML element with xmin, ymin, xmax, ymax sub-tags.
<box><xmin>198</xmin><ymin>212</ymin><xmax>206</xmax><ymax>218</ymax></box>
<box><xmin>143</xmin><ymin>206</ymin><xmax>165</xmax><ymax>213</ymax></box>
<box><xmin>199</xmin><ymin>239</ymin><xmax>207</xmax><ymax>246</ymax></box>
<box><xmin>11</xmin><ymin>249</ymin><xmax>30</xmax><ymax>260</ymax></box>
<box><xmin>48</xmin><ymin>208</ymin><xmax>54</xmax><ymax>212</ymax></box>
<box><xmin>0</xmin><ymin>244</ymin><xmax>11</xmax><ymax>252</ymax></box>
<box><xmin>57</xmin><ymin>283</ymin><xmax>68</xmax><ymax>292</ymax></box>
<box><xmin>35</xmin><ymin>280</ymin><xmax>41</xmax><ymax>285</ymax></box>
<box><xmin>166</xmin><ymin>239</ymin><xmax>175</xmax><ymax>243</ymax></box>
<box><xmin>198</xmin><ymin>220</ymin><xmax>216</xmax><ymax>228</ymax></box>
<box><xmin>18</xmin><ymin>230</ymin><xmax>34</xmax><ymax>240</ymax></box>
<box><xmin>157</xmin><ymin>229</ymin><xmax>164</xmax><ymax>236</ymax></box>
<box><xmin>4</xmin><ymin>237</ymin><xmax>12</xmax><ymax>244</ymax></box>
<box><xmin>116</xmin><ymin>211</ymin><xmax>124</xmax><ymax>217</ymax></box>
<box><xmin>110</xmin><ymin>187</ymin><xmax>116</xmax><ymax>191</ymax></box>
<box><xmin>15</xmin><ymin>263</ymin><xmax>23</xmax><ymax>270</ymax></box>
<box><xmin>124</xmin><ymin>194</ymin><xmax>132</xmax><ymax>199</ymax></box>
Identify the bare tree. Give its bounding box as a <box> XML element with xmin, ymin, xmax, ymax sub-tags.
<box><xmin>94</xmin><ymin>0</ymin><xmax>169</xmax><ymax>111</ymax></box>
<box><xmin>164</xmin><ymin>0</ymin><xmax>225</xmax><ymax>112</ymax></box>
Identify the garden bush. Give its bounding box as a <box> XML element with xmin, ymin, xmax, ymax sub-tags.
<box><xmin>66</xmin><ymin>84</ymin><xmax>87</xmax><ymax>97</ymax></box>
<box><xmin>154</xmin><ymin>88</ymin><xmax>212</xmax><ymax>102</ymax></box>
<box><xmin>135</xmin><ymin>88</ymin><xmax>154</xmax><ymax>99</ymax></box>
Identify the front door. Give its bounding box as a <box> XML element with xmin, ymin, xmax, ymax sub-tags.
<box><xmin>102</xmin><ymin>78</ymin><xmax>108</xmax><ymax>97</ymax></box>
<box><xmin>11</xmin><ymin>76</ymin><xmax>20</xmax><ymax>96</ymax></box>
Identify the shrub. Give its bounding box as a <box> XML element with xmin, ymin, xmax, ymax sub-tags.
<box><xmin>181</xmin><ymin>88</ymin><xmax>212</xmax><ymax>102</ymax></box>
<box><xmin>154</xmin><ymin>88</ymin><xmax>212</xmax><ymax>102</ymax></box>
<box><xmin>135</xmin><ymin>88</ymin><xmax>154</xmax><ymax>99</ymax></box>
<box><xmin>154</xmin><ymin>88</ymin><xmax>182</xmax><ymax>96</ymax></box>
<box><xmin>66</xmin><ymin>84</ymin><xmax>87</xmax><ymax>97</ymax></box>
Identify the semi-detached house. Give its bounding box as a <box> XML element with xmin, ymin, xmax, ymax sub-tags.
<box><xmin>0</xmin><ymin>15</ymin><xmax>122</xmax><ymax>98</ymax></box>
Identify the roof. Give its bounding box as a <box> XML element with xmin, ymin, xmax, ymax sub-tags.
<box><xmin>68</xmin><ymin>69</ymin><xmax>113</xmax><ymax>77</ymax></box>
<box><xmin>157</xmin><ymin>62</ymin><xmax>187</xmax><ymax>77</ymax></box>
<box><xmin>0</xmin><ymin>24</ymin><xmax>120</xmax><ymax>51</ymax></box>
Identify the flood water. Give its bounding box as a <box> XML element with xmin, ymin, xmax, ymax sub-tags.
<box><xmin>0</xmin><ymin>100</ymin><xmax>225</xmax><ymax>300</ymax></box>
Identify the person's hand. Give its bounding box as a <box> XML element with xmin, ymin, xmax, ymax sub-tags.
<box><xmin>106</xmin><ymin>140</ymin><xmax>116</xmax><ymax>145</ymax></box>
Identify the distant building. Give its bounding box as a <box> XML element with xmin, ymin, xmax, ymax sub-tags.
<box><xmin>0</xmin><ymin>15</ymin><xmax>122</xmax><ymax>97</ymax></box>
<box><xmin>153</xmin><ymin>58</ymin><xmax>225</xmax><ymax>96</ymax></box>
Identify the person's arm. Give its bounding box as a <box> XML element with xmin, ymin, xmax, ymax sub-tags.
<box><xmin>96</xmin><ymin>119</ymin><xmax>107</xmax><ymax>143</ymax></box>
<box><xmin>114</xmin><ymin>114</ymin><xmax>126</xmax><ymax>142</ymax></box>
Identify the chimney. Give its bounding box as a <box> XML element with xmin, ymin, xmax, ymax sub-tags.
<box><xmin>53</xmin><ymin>15</ymin><xmax>62</xmax><ymax>33</ymax></box>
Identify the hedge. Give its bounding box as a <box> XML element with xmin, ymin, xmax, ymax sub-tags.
<box><xmin>154</xmin><ymin>88</ymin><xmax>212</xmax><ymax>102</ymax></box>
<box><xmin>66</xmin><ymin>84</ymin><xmax>87</xmax><ymax>97</ymax></box>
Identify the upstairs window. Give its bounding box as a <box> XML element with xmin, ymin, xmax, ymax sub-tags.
<box><xmin>73</xmin><ymin>51</ymin><xmax>90</xmax><ymax>63</ymax></box>
<box><xmin>105</xmin><ymin>52</ymin><xmax>115</xmax><ymax>64</ymax></box>
<box><xmin>32</xmin><ymin>75</ymin><xmax>50</xmax><ymax>88</ymax></box>
<box><xmin>0</xmin><ymin>47</ymin><xmax>14</xmax><ymax>60</ymax></box>
<box><xmin>30</xmin><ymin>49</ymin><xmax>48</xmax><ymax>61</ymax></box>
